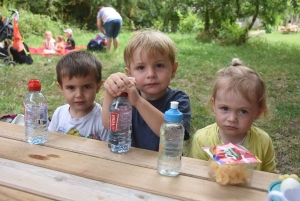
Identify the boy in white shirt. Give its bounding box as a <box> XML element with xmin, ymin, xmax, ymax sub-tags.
<box><xmin>48</xmin><ymin>51</ymin><xmax>108</xmax><ymax>141</ymax></box>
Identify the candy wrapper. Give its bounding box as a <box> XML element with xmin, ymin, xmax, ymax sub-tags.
<box><xmin>202</xmin><ymin>143</ymin><xmax>261</xmax><ymax>185</ymax></box>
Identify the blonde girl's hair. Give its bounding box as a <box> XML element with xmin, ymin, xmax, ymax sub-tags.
<box><xmin>44</xmin><ymin>30</ymin><xmax>52</xmax><ymax>36</ymax></box>
<box><xmin>208</xmin><ymin>58</ymin><xmax>268</xmax><ymax>118</ymax></box>
<box><xmin>123</xmin><ymin>29</ymin><xmax>178</xmax><ymax>68</ymax></box>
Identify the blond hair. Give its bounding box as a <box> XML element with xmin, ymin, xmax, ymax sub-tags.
<box><xmin>208</xmin><ymin>59</ymin><xmax>268</xmax><ymax>118</ymax></box>
<box><xmin>124</xmin><ymin>29</ymin><xmax>177</xmax><ymax>68</ymax></box>
<box><xmin>44</xmin><ymin>30</ymin><xmax>52</xmax><ymax>36</ymax></box>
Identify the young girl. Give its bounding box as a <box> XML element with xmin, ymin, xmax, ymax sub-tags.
<box><xmin>55</xmin><ymin>35</ymin><xmax>66</xmax><ymax>55</ymax></box>
<box><xmin>187</xmin><ymin>59</ymin><xmax>277</xmax><ymax>173</ymax></box>
<box><xmin>42</xmin><ymin>31</ymin><xmax>56</xmax><ymax>50</ymax></box>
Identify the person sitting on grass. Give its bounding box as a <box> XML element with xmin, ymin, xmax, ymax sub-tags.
<box><xmin>64</xmin><ymin>28</ymin><xmax>75</xmax><ymax>50</ymax></box>
<box><xmin>42</xmin><ymin>30</ymin><xmax>55</xmax><ymax>50</ymax></box>
<box><xmin>54</xmin><ymin>35</ymin><xmax>66</xmax><ymax>55</ymax></box>
<box><xmin>187</xmin><ymin>58</ymin><xmax>277</xmax><ymax>173</ymax></box>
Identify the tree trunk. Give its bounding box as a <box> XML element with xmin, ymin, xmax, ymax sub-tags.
<box><xmin>204</xmin><ymin>1</ymin><xmax>210</xmax><ymax>31</ymax></box>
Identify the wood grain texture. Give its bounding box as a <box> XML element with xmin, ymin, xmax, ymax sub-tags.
<box><xmin>0</xmin><ymin>122</ymin><xmax>279</xmax><ymax>192</ymax></box>
<box><xmin>0</xmin><ymin>136</ymin><xmax>268</xmax><ymax>201</ymax></box>
<box><xmin>0</xmin><ymin>158</ymin><xmax>176</xmax><ymax>201</ymax></box>
<box><xmin>0</xmin><ymin>185</ymin><xmax>54</xmax><ymax>201</ymax></box>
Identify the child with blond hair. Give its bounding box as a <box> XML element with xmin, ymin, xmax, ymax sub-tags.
<box><xmin>102</xmin><ymin>30</ymin><xmax>191</xmax><ymax>151</ymax></box>
<box><xmin>187</xmin><ymin>59</ymin><xmax>276</xmax><ymax>173</ymax></box>
<box><xmin>42</xmin><ymin>30</ymin><xmax>56</xmax><ymax>51</ymax></box>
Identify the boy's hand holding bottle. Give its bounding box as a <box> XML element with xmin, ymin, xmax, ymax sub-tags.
<box><xmin>104</xmin><ymin>72</ymin><xmax>140</xmax><ymax>105</ymax></box>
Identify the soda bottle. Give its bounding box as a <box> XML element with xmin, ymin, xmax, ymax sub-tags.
<box><xmin>23</xmin><ymin>79</ymin><xmax>48</xmax><ymax>144</ymax></box>
<box><xmin>108</xmin><ymin>92</ymin><xmax>132</xmax><ymax>153</ymax></box>
<box><xmin>157</xmin><ymin>101</ymin><xmax>185</xmax><ymax>176</ymax></box>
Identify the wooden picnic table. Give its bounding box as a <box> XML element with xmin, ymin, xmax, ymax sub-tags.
<box><xmin>0</xmin><ymin>121</ymin><xmax>279</xmax><ymax>200</ymax></box>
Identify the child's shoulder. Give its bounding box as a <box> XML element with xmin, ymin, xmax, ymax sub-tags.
<box><xmin>166</xmin><ymin>88</ymin><xmax>190</xmax><ymax>103</ymax></box>
<box><xmin>53</xmin><ymin>104</ymin><xmax>69</xmax><ymax>115</ymax></box>
<box><xmin>193</xmin><ymin>123</ymin><xmax>218</xmax><ymax>139</ymax></box>
<box><xmin>249</xmin><ymin>125</ymin><xmax>272</xmax><ymax>141</ymax></box>
<box><xmin>168</xmin><ymin>88</ymin><xmax>189</xmax><ymax>97</ymax></box>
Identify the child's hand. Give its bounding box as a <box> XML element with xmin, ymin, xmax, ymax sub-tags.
<box><xmin>104</xmin><ymin>72</ymin><xmax>136</xmax><ymax>97</ymax></box>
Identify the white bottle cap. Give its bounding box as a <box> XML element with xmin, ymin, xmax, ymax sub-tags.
<box><xmin>170</xmin><ymin>101</ymin><xmax>179</xmax><ymax>109</ymax></box>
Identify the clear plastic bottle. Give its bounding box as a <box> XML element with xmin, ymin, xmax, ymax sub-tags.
<box><xmin>108</xmin><ymin>92</ymin><xmax>132</xmax><ymax>153</ymax></box>
<box><xmin>157</xmin><ymin>101</ymin><xmax>185</xmax><ymax>176</ymax></box>
<box><xmin>23</xmin><ymin>79</ymin><xmax>48</xmax><ymax>144</ymax></box>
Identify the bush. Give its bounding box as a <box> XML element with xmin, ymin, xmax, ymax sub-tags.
<box><xmin>0</xmin><ymin>8</ymin><xmax>78</xmax><ymax>39</ymax></box>
<box><xmin>218</xmin><ymin>20</ymin><xmax>247</xmax><ymax>45</ymax></box>
<box><xmin>178</xmin><ymin>11</ymin><xmax>203</xmax><ymax>34</ymax></box>
<box><xmin>265</xmin><ymin>24</ymin><xmax>273</xmax><ymax>34</ymax></box>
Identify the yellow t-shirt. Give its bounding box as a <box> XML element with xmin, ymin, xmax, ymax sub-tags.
<box><xmin>187</xmin><ymin>123</ymin><xmax>277</xmax><ymax>173</ymax></box>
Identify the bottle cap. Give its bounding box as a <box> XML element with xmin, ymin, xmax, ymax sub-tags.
<box><xmin>164</xmin><ymin>101</ymin><xmax>183</xmax><ymax>122</ymax></box>
<box><xmin>28</xmin><ymin>79</ymin><xmax>41</xmax><ymax>91</ymax></box>
<box><xmin>120</xmin><ymin>92</ymin><xmax>128</xmax><ymax>97</ymax></box>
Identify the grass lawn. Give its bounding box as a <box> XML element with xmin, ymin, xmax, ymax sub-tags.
<box><xmin>0</xmin><ymin>31</ymin><xmax>299</xmax><ymax>176</ymax></box>
<box><xmin>256</xmin><ymin>30</ymin><xmax>300</xmax><ymax>46</ymax></box>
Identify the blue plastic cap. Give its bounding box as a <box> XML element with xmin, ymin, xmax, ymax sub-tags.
<box><xmin>164</xmin><ymin>101</ymin><xmax>183</xmax><ymax>122</ymax></box>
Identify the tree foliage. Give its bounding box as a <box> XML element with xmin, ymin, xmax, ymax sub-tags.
<box><xmin>1</xmin><ymin>0</ymin><xmax>299</xmax><ymax>45</ymax></box>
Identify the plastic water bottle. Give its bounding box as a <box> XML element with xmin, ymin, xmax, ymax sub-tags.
<box><xmin>157</xmin><ymin>101</ymin><xmax>185</xmax><ymax>176</ymax></box>
<box><xmin>23</xmin><ymin>79</ymin><xmax>48</xmax><ymax>144</ymax></box>
<box><xmin>108</xmin><ymin>92</ymin><xmax>132</xmax><ymax>153</ymax></box>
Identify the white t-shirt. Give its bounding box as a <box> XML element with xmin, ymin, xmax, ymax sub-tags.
<box><xmin>97</xmin><ymin>7</ymin><xmax>122</xmax><ymax>24</ymax></box>
<box><xmin>48</xmin><ymin>102</ymin><xmax>108</xmax><ymax>141</ymax></box>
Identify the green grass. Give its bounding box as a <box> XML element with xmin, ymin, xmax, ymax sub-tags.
<box><xmin>255</xmin><ymin>31</ymin><xmax>300</xmax><ymax>46</ymax></box>
<box><xmin>1</xmin><ymin>31</ymin><xmax>299</xmax><ymax>176</ymax></box>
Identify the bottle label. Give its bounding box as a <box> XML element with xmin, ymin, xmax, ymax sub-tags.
<box><xmin>24</xmin><ymin>105</ymin><xmax>48</xmax><ymax>125</ymax></box>
<box><xmin>109</xmin><ymin>112</ymin><xmax>119</xmax><ymax>131</ymax></box>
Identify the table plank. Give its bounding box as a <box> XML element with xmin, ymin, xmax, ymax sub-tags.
<box><xmin>0</xmin><ymin>185</ymin><xmax>54</xmax><ymax>201</ymax></box>
<box><xmin>0</xmin><ymin>158</ymin><xmax>176</xmax><ymax>201</ymax></box>
<box><xmin>0</xmin><ymin>122</ymin><xmax>279</xmax><ymax>192</ymax></box>
<box><xmin>0</xmin><ymin>136</ymin><xmax>268</xmax><ymax>201</ymax></box>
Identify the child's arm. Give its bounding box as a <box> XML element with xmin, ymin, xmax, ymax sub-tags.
<box><xmin>42</xmin><ymin>40</ymin><xmax>47</xmax><ymax>49</ymax></box>
<box><xmin>102</xmin><ymin>73</ymin><xmax>136</xmax><ymax>129</ymax></box>
<box><xmin>97</xmin><ymin>17</ymin><xmax>105</xmax><ymax>35</ymax></box>
<box><xmin>132</xmin><ymin>97</ymin><xmax>164</xmax><ymax>137</ymax></box>
<box><xmin>261</xmin><ymin>139</ymin><xmax>277</xmax><ymax>173</ymax></box>
<box><xmin>102</xmin><ymin>72</ymin><xmax>165</xmax><ymax>136</ymax></box>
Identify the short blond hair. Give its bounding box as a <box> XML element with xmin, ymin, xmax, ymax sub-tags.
<box><xmin>44</xmin><ymin>30</ymin><xmax>52</xmax><ymax>36</ymax></box>
<box><xmin>209</xmin><ymin>59</ymin><xmax>268</xmax><ymax>118</ymax></box>
<box><xmin>124</xmin><ymin>29</ymin><xmax>177</xmax><ymax>68</ymax></box>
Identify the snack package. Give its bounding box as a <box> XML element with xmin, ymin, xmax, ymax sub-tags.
<box><xmin>202</xmin><ymin>143</ymin><xmax>261</xmax><ymax>185</ymax></box>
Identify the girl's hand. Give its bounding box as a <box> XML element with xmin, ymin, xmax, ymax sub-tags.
<box><xmin>104</xmin><ymin>72</ymin><xmax>136</xmax><ymax>97</ymax></box>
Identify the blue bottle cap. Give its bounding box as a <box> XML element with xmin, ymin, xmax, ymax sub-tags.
<box><xmin>164</xmin><ymin>101</ymin><xmax>183</xmax><ymax>122</ymax></box>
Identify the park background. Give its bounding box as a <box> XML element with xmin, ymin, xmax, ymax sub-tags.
<box><xmin>0</xmin><ymin>0</ymin><xmax>299</xmax><ymax>176</ymax></box>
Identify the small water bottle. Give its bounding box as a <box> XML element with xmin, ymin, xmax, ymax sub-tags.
<box><xmin>23</xmin><ymin>79</ymin><xmax>48</xmax><ymax>144</ymax></box>
<box><xmin>157</xmin><ymin>101</ymin><xmax>185</xmax><ymax>176</ymax></box>
<box><xmin>108</xmin><ymin>92</ymin><xmax>132</xmax><ymax>153</ymax></box>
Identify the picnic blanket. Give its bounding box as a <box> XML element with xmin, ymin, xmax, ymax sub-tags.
<box><xmin>29</xmin><ymin>46</ymin><xmax>86</xmax><ymax>56</ymax></box>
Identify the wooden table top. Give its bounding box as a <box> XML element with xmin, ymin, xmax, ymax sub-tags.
<box><xmin>0</xmin><ymin>121</ymin><xmax>279</xmax><ymax>201</ymax></box>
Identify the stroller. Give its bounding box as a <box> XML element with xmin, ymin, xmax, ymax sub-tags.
<box><xmin>0</xmin><ymin>9</ymin><xmax>15</xmax><ymax>66</ymax></box>
<box><xmin>0</xmin><ymin>9</ymin><xmax>33</xmax><ymax>66</ymax></box>
<box><xmin>87</xmin><ymin>33</ymin><xmax>107</xmax><ymax>51</ymax></box>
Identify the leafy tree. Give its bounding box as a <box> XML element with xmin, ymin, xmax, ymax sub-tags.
<box><xmin>194</xmin><ymin>0</ymin><xmax>293</xmax><ymax>45</ymax></box>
